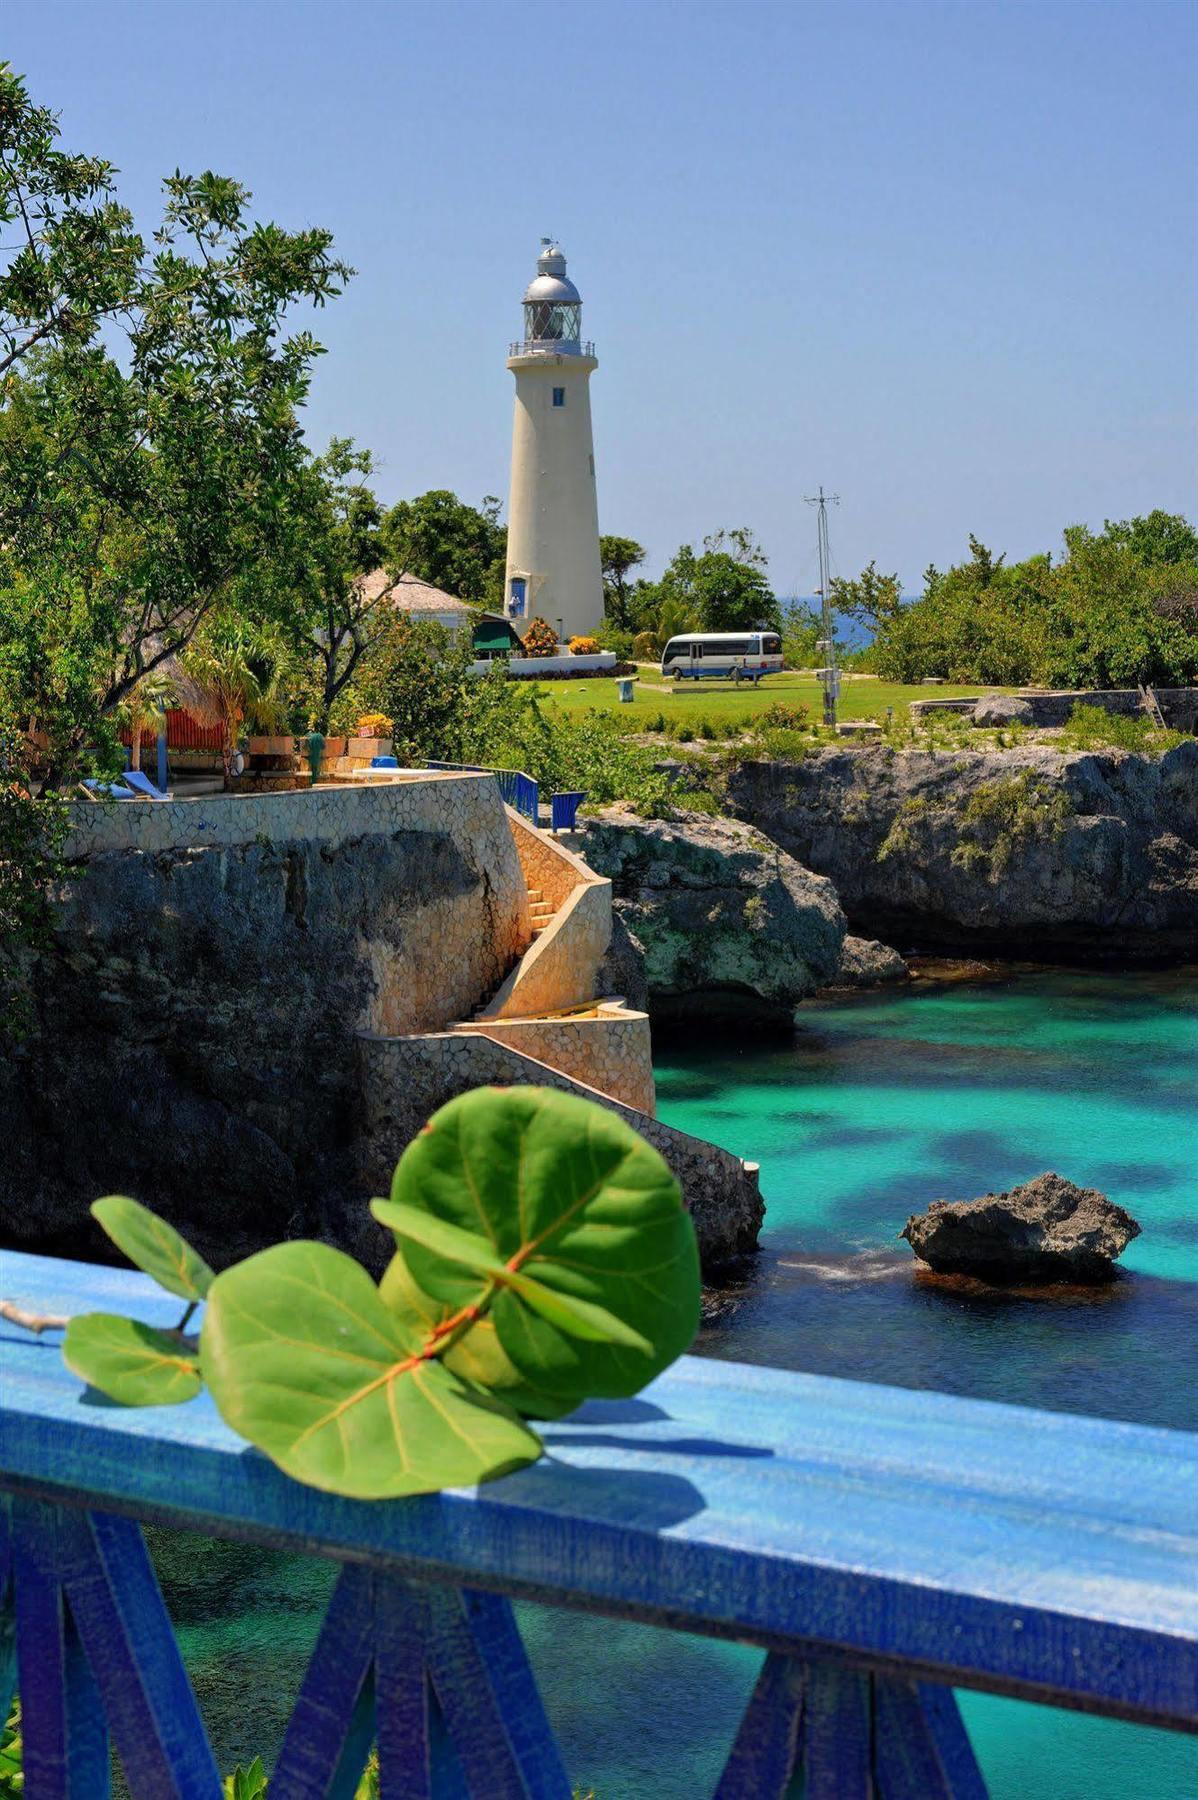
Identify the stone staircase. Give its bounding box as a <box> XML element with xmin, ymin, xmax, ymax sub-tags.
<box><xmin>527</xmin><ymin>887</ymin><xmax>553</xmax><ymax>937</ymax></box>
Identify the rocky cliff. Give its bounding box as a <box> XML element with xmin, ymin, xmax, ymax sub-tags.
<box><xmin>0</xmin><ymin>781</ymin><xmax>528</xmax><ymax>1271</ymax></box>
<box><xmin>581</xmin><ymin>808</ymin><xmax>846</xmax><ymax>1025</ymax></box>
<box><xmin>727</xmin><ymin>742</ymin><xmax>1198</xmax><ymax>961</ymax></box>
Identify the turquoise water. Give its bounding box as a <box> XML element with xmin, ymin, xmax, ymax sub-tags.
<box><xmin>162</xmin><ymin>970</ymin><xmax>1198</xmax><ymax>1797</ymax></box>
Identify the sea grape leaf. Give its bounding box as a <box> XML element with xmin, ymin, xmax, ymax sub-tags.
<box><xmin>91</xmin><ymin>1196</ymin><xmax>214</xmax><ymax>1301</ymax></box>
<box><xmin>63</xmin><ymin>1313</ymin><xmax>202</xmax><ymax>1407</ymax></box>
<box><xmin>373</xmin><ymin>1199</ymin><xmax>651</xmax><ymax>1350</ymax></box>
<box><xmin>383</xmin><ymin>1086</ymin><xmax>700</xmax><ymax>1402</ymax></box>
<box><xmin>200</xmin><ymin>1240</ymin><xmax>541</xmax><ymax>1499</ymax></box>
<box><xmin>379</xmin><ymin>1249</ymin><xmax>574</xmax><ymax>1422</ymax></box>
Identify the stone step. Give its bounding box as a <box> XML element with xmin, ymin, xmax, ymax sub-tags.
<box><xmin>527</xmin><ymin>887</ymin><xmax>544</xmax><ymax>902</ymax></box>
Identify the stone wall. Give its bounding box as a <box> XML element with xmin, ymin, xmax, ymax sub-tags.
<box><xmin>908</xmin><ymin>688</ymin><xmax>1198</xmax><ymax>730</ymax></box>
<box><xmin>357</xmin><ymin>1031</ymin><xmax>762</xmax><ymax>1272</ymax></box>
<box><xmin>456</xmin><ymin>1006</ymin><xmax>655</xmax><ymax>1113</ymax></box>
<box><xmin>3</xmin><ymin>777</ymin><xmax>529</xmax><ymax>1269</ymax></box>
<box><xmin>506</xmin><ymin>807</ymin><xmax>588</xmax><ymax>910</ymax></box>
<box><xmin>479</xmin><ymin>880</ymin><xmax>612</xmax><ymax>1021</ymax></box>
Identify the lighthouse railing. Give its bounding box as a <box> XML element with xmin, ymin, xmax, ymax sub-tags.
<box><xmin>2</xmin><ymin>1246</ymin><xmax>1196</xmax><ymax>1796</ymax></box>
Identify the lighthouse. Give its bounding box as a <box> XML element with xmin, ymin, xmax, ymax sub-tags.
<box><xmin>503</xmin><ymin>241</ymin><xmax>604</xmax><ymax>643</ymax></box>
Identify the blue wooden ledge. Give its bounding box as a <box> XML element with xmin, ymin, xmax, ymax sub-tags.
<box><xmin>1</xmin><ymin>1248</ymin><xmax>1196</xmax><ymax>1797</ymax></box>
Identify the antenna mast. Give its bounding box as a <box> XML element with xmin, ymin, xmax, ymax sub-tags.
<box><xmin>805</xmin><ymin>485</ymin><xmax>840</xmax><ymax>727</ymax></box>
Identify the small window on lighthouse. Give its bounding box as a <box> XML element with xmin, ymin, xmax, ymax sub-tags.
<box><xmin>552</xmin><ymin>387</ymin><xmax>565</xmax><ymax>408</ymax></box>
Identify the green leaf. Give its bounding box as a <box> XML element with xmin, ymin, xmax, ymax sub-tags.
<box><xmin>63</xmin><ymin>1313</ymin><xmax>202</xmax><ymax>1407</ymax></box>
<box><xmin>371</xmin><ymin>1199</ymin><xmax>649</xmax><ymax>1350</ymax></box>
<box><xmin>200</xmin><ymin>1241</ymin><xmax>541</xmax><ymax>1499</ymax></box>
<box><xmin>386</xmin><ymin>1087</ymin><xmax>700</xmax><ymax>1403</ymax></box>
<box><xmin>91</xmin><ymin>1196</ymin><xmax>214</xmax><ymax>1301</ymax></box>
<box><xmin>501</xmin><ymin>1267</ymin><xmax>652</xmax><ymax>1352</ymax></box>
<box><xmin>370</xmin><ymin>1199</ymin><xmax>506</xmax><ymax>1278</ymax></box>
<box><xmin>379</xmin><ymin>1250</ymin><xmax>573</xmax><ymax>1422</ymax></box>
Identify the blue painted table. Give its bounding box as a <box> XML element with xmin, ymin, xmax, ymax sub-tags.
<box><xmin>1</xmin><ymin>1249</ymin><xmax>1195</xmax><ymax>1796</ymax></box>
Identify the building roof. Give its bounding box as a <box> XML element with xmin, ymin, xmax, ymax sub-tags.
<box><xmin>356</xmin><ymin>569</ymin><xmax>473</xmax><ymax>618</ymax></box>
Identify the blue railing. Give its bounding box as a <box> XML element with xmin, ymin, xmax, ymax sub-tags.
<box><xmin>425</xmin><ymin>760</ymin><xmax>539</xmax><ymax>825</ymax></box>
<box><xmin>1</xmin><ymin>1248</ymin><xmax>1196</xmax><ymax>1797</ymax></box>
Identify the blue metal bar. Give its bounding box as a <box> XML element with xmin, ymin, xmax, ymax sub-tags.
<box><xmin>156</xmin><ymin>731</ymin><xmax>169</xmax><ymax>795</ymax></box>
<box><xmin>801</xmin><ymin>1663</ymin><xmax>872</xmax><ymax>1799</ymax></box>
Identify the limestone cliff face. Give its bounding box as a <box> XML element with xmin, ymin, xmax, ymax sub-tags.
<box><xmin>0</xmin><ymin>781</ymin><xmax>527</xmax><ymax>1271</ymax></box>
<box><xmin>727</xmin><ymin>741</ymin><xmax>1198</xmax><ymax>960</ymax></box>
<box><xmin>580</xmin><ymin>808</ymin><xmax>846</xmax><ymax>1025</ymax></box>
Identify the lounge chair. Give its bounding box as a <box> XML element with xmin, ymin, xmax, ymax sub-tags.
<box><xmin>119</xmin><ymin>769</ymin><xmax>170</xmax><ymax>800</ymax></box>
<box><xmin>81</xmin><ymin>778</ymin><xmax>138</xmax><ymax>802</ymax></box>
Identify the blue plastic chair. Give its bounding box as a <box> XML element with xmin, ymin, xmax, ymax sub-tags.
<box><xmin>370</xmin><ymin>756</ymin><xmax>399</xmax><ymax>769</ymax></box>
<box><xmin>551</xmin><ymin>791</ymin><xmax>586</xmax><ymax>831</ymax></box>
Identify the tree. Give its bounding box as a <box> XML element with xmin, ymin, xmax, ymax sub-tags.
<box><xmin>282</xmin><ymin>439</ymin><xmax>385</xmax><ymax>731</ymax></box>
<box><xmin>1100</xmin><ymin>510</ymin><xmax>1198</xmax><ymax>568</ymax></box>
<box><xmin>380</xmin><ymin>491</ymin><xmax>506</xmax><ymax>607</ymax></box>
<box><xmin>829</xmin><ymin>562</ymin><xmax>904</xmax><ymax>633</ymax></box>
<box><xmin>115</xmin><ymin>670</ymin><xmax>174</xmax><ymax>772</ymax></box>
<box><xmin>180</xmin><ymin>618</ymin><xmax>281</xmax><ymax>790</ymax></box>
<box><xmin>599</xmin><ymin>535</ymin><xmax>645</xmax><ymax>629</ymax></box>
<box><xmin>354</xmin><ymin>616</ymin><xmax>475</xmax><ymax>763</ymax></box>
<box><xmin>637</xmin><ymin>532</ymin><xmax>781</xmax><ymax>636</ymax></box>
<box><xmin>0</xmin><ymin>66</ymin><xmax>351</xmax><ymax>783</ymax></box>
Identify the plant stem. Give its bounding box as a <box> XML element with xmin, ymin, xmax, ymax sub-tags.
<box><xmin>175</xmin><ymin>1301</ymin><xmax>198</xmax><ymax>1334</ymax></box>
<box><xmin>0</xmin><ymin>1299</ymin><xmax>69</xmax><ymax>1334</ymax></box>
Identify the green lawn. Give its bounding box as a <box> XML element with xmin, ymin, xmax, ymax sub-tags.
<box><xmin>540</xmin><ymin>669</ymin><xmax>1001</xmax><ymax>731</ymax></box>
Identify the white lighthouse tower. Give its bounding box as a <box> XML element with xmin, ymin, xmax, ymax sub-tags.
<box><xmin>503</xmin><ymin>241</ymin><xmax>604</xmax><ymax>642</ymax></box>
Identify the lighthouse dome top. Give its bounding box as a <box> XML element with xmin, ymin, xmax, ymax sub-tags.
<box><xmin>522</xmin><ymin>241</ymin><xmax>581</xmax><ymax>306</ymax></box>
<box><xmin>516</xmin><ymin>239</ymin><xmax>591</xmax><ymax>355</ymax></box>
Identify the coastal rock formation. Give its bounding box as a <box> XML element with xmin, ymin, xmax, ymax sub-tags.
<box><xmin>580</xmin><ymin>807</ymin><xmax>846</xmax><ymax>1025</ymax></box>
<box><xmin>834</xmin><ymin>935</ymin><xmax>911</xmax><ymax>989</ymax></box>
<box><xmin>0</xmin><ymin>781</ymin><xmax>530</xmax><ymax>1273</ymax></box>
<box><xmin>727</xmin><ymin>741</ymin><xmax>1198</xmax><ymax>961</ymax></box>
<box><xmin>901</xmin><ymin>1172</ymin><xmax>1141</xmax><ymax>1283</ymax></box>
<box><xmin>972</xmin><ymin>694</ymin><xmax>1033</xmax><ymax>727</ymax></box>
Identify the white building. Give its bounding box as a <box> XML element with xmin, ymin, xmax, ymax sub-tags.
<box><xmin>503</xmin><ymin>241</ymin><xmax>605</xmax><ymax>644</ymax></box>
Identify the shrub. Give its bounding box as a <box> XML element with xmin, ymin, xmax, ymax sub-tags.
<box><xmin>355</xmin><ymin>711</ymin><xmax>393</xmax><ymax>735</ymax></box>
<box><xmin>758</xmin><ymin>701</ymin><xmax>810</xmax><ymax>731</ymax></box>
<box><xmin>521</xmin><ymin>617</ymin><xmax>560</xmax><ymax>657</ymax></box>
<box><xmin>568</xmin><ymin>636</ymin><xmax>600</xmax><ymax>655</ymax></box>
<box><xmin>1059</xmin><ymin>703</ymin><xmax>1188</xmax><ymax>758</ymax></box>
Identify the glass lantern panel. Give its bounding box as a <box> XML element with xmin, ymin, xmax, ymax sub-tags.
<box><xmin>524</xmin><ymin>301</ymin><xmax>581</xmax><ymax>343</ymax></box>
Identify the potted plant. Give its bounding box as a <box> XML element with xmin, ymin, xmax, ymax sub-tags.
<box><xmin>356</xmin><ymin>712</ymin><xmax>393</xmax><ymax>738</ymax></box>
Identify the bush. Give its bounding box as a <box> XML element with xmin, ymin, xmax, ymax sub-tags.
<box><xmin>1059</xmin><ymin>703</ymin><xmax>1189</xmax><ymax>758</ymax></box>
<box><xmin>521</xmin><ymin>617</ymin><xmax>560</xmax><ymax>657</ymax></box>
<box><xmin>568</xmin><ymin>636</ymin><xmax>600</xmax><ymax>655</ymax></box>
<box><xmin>758</xmin><ymin>701</ymin><xmax>809</xmax><ymax>731</ymax></box>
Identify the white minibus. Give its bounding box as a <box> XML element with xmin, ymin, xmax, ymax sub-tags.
<box><xmin>660</xmin><ymin>631</ymin><xmax>783</xmax><ymax>683</ymax></box>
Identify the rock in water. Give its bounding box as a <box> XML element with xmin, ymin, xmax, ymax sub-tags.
<box><xmin>833</xmin><ymin>935</ymin><xmax>910</xmax><ymax>989</ymax></box>
<box><xmin>901</xmin><ymin>1172</ymin><xmax>1140</xmax><ymax>1284</ymax></box>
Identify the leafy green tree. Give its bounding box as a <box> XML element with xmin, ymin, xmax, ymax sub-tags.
<box><xmin>0</xmin><ymin>65</ymin><xmax>350</xmax><ymax>783</ymax></box>
<box><xmin>599</xmin><ymin>535</ymin><xmax>646</xmax><ymax>629</ymax></box>
<box><xmin>354</xmin><ymin>616</ymin><xmax>476</xmax><ymax>761</ymax></box>
<box><xmin>181</xmin><ymin>618</ymin><xmax>282</xmax><ymax>789</ymax></box>
<box><xmin>380</xmin><ymin>490</ymin><xmax>506</xmax><ymax>607</ymax></box>
<box><xmin>829</xmin><ymin>562</ymin><xmax>904</xmax><ymax>633</ymax></box>
<box><xmin>637</xmin><ymin>530</ymin><xmax>780</xmax><ymax>636</ymax></box>
<box><xmin>1099</xmin><ymin>510</ymin><xmax>1198</xmax><ymax>568</ymax></box>
<box><xmin>281</xmin><ymin>438</ymin><xmax>385</xmax><ymax>731</ymax></box>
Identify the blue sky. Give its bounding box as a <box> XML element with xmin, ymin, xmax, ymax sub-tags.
<box><xmin>8</xmin><ymin>0</ymin><xmax>1196</xmax><ymax>588</ymax></box>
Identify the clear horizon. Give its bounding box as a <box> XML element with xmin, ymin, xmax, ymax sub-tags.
<box><xmin>8</xmin><ymin>0</ymin><xmax>1196</xmax><ymax>589</ymax></box>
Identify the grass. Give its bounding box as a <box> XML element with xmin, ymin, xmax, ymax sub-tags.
<box><xmin>539</xmin><ymin>670</ymin><xmax>1005</xmax><ymax>732</ymax></box>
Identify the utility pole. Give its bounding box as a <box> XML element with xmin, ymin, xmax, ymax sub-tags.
<box><xmin>805</xmin><ymin>486</ymin><xmax>840</xmax><ymax>727</ymax></box>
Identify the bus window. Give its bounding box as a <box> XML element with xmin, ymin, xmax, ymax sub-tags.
<box><xmin>763</xmin><ymin>634</ymin><xmax>782</xmax><ymax>654</ymax></box>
